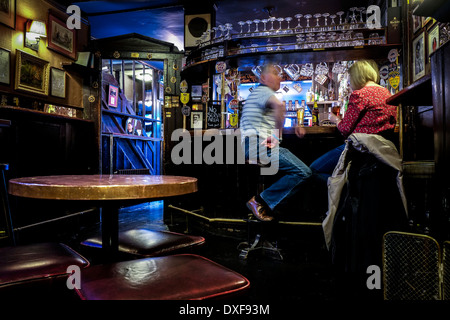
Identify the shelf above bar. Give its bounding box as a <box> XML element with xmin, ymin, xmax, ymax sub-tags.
<box><xmin>386</xmin><ymin>74</ymin><xmax>432</xmax><ymax>106</ymax></box>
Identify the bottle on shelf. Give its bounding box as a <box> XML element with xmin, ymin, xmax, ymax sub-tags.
<box><xmin>297</xmin><ymin>100</ymin><xmax>305</xmax><ymax>127</ymax></box>
<box><xmin>315</xmin><ymin>87</ymin><xmax>319</xmax><ymax>102</ymax></box>
<box><xmin>306</xmin><ymin>88</ymin><xmax>311</xmax><ymax>103</ymax></box>
<box><xmin>312</xmin><ymin>100</ymin><xmax>320</xmax><ymax>126</ymax></box>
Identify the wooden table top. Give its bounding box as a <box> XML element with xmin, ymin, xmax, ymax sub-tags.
<box><xmin>8</xmin><ymin>175</ymin><xmax>198</xmax><ymax>201</ymax></box>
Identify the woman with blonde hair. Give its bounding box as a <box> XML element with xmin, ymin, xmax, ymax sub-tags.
<box><xmin>304</xmin><ymin>59</ymin><xmax>398</xmax><ymax>182</ymax></box>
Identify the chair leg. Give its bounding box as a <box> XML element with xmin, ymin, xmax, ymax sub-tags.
<box><xmin>0</xmin><ymin>164</ymin><xmax>15</xmax><ymax>245</ymax></box>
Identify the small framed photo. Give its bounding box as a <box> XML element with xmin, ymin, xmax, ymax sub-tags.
<box><xmin>48</xmin><ymin>13</ymin><xmax>77</xmax><ymax>59</ymax></box>
<box><xmin>0</xmin><ymin>48</ymin><xmax>11</xmax><ymax>85</ymax></box>
<box><xmin>412</xmin><ymin>15</ymin><xmax>422</xmax><ymax>34</ymax></box>
<box><xmin>422</xmin><ymin>16</ymin><xmax>432</xmax><ymax>28</ymax></box>
<box><xmin>125</xmin><ymin>118</ymin><xmax>144</xmax><ymax>136</ymax></box>
<box><xmin>428</xmin><ymin>25</ymin><xmax>440</xmax><ymax>56</ymax></box>
<box><xmin>412</xmin><ymin>32</ymin><xmax>425</xmax><ymax>82</ymax></box>
<box><xmin>0</xmin><ymin>0</ymin><xmax>15</xmax><ymax>29</ymax></box>
<box><xmin>191</xmin><ymin>111</ymin><xmax>203</xmax><ymax>129</ymax></box>
<box><xmin>108</xmin><ymin>84</ymin><xmax>119</xmax><ymax>107</ymax></box>
<box><xmin>191</xmin><ymin>85</ymin><xmax>202</xmax><ymax>101</ymax></box>
<box><xmin>15</xmin><ymin>50</ymin><xmax>50</xmax><ymax>95</ymax></box>
<box><xmin>50</xmin><ymin>67</ymin><xmax>66</xmax><ymax>98</ymax></box>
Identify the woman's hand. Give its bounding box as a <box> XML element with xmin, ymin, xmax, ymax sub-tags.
<box><xmin>328</xmin><ymin>112</ymin><xmax>342</xmax><ymax>124</ymax></box>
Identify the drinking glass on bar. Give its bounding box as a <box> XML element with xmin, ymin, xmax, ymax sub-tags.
<box><xmin>269</xmin><ymin>16</ymin><xmax>276</xmax><ymax>34</ymax></box>
<box><xmin>349</xmin><ymin>7</ymin><xmax>358</xmax><ymax>29</ymax></box>
<box><xmin>295</xmin><ymin>14</ymin><xmax>303</xmax><ymax>33</ymax></box>
<box><xmin>285</xmin><ymin>17</ymin><xmax>293</xmax><ymax>34</ymax></box>
<box><xmin>314</xmin><ymin>13</ymin><xmax>322</xmax><ymax>32</ymax></box>
<box><xmin>277</xmin><ymin>17</ymin><xmax>284</xmax><ymax>33</ymax></box>
<box><xmin>261</xmin><ymin>19</ymin><xmax>268</xmax><ymax>35</ymax></box>
<box><xmin>329</xmin><ymin>14</ymin><xmax>337</xmax><ymax>30</ymax></box>
<box><xmin>304</xmin><ymin>14</ymin><xmax>312</xmax><ymax>32</ymax></box>
<box><xmin>253</xmin><ymin>19</ymin><xmax>260</xmax><ymax>35</ymax></box>
<box><xmin>238</xmin><ymin>21</ymin><xmax>245</xmax><ymax>36</ymax></box>
<box><xmin>336</xmin><ymin>11</ymin><xmax>344</xmax><ymax>30</ymax></box>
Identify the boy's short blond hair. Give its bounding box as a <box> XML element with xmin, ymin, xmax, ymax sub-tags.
<box><xmin>348</xmin><ymin>60</ymin><xmax>380</xmax><ymax>90</ymax></box>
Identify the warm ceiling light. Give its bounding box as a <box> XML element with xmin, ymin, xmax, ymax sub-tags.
<box><xmin>25</xmin><ymin>20</ymin><xmax>47</xmax><ymax>51</ymax></box>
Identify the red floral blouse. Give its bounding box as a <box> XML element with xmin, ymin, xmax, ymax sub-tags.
<box><xmin>337</xmin><ymin>85</ymin><xmax>397</xmax><ymax>138</ymax></box>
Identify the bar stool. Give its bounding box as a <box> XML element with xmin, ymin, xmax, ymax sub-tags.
<box><xmin>238</xmin><ymin>162</ymin><xmax>283</xmax><ymax>260</ymax></box>
<box><xmin>0</xmin><ymin>163</ymin><xmax>90</xmax><ymax>298</ymax></box>
<box><xmin>75</xmin><ymin>254</ymin><xmax>249</xmax><ymax>300</ymax></box>
<box><xmin>0</xmin><ymin>242</ymin><xmax>90</xmax><ymax>298</ymax></box>
<box><xmin>0</xmin><ymin>163</ymin><xmax>15</xmax><ymax>245</ymax></box>
<box><xmin>81</xmin><ymin>228</ymin><xmax>205</xmax><ymax>258</ymax></box>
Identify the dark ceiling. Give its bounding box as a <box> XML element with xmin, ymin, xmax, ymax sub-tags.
<box><xmin>52</xmin><ymin>0</ymin><xmax>382</xmax><ymax>51</ymax></box>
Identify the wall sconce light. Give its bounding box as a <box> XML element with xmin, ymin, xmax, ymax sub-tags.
<box><xmin>25</xmin><ymin>20</ymin><xmax>47</xmax><ymax>51</ymax></box>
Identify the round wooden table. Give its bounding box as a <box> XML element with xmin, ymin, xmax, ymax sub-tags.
<box><xmin>8</xmin><ymin>175</ymin><xmax>198</xmax><ymax>255</ymax></box>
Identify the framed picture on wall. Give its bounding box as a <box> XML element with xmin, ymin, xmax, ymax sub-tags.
<box><xmin>108</xmin><ymin>85</ymin><xmax>119</xmax><ymax>107</ymax></box>
<box><xmin>47</xmin><ymin>13</ymin><xmax>77</xmax><ymax>59</ymax></box>
<box><xmin>0</xmin><ymin>0</ymin><xmax>15</xmax><ymax>29</ymax></box>
<box><xmin>50</xmin><ymin>67</ymin><xmax>66</xmax><ymax>98</ymax></box>
<box><xmin>412</xmin><ymin>15</ymin><xmax>422</xmax><ymax>34</ymax></box>
<box><xmin>15</xmin><ymin>50</ymin><xmax>50</xmax><ymax>95</ymax></box>
<box><xmin>191</xmin><ymin>111</ymin><xmax>203</xmax><ymax>129</ymax></box>
<box><xmin>412</xmin><ymin>32</ymin><xmax>425</xmax><ymax>82</ymax></box>
<box><xmin>0</xmin><ymin>48</ymin><xmax>11</xmax><ymax>85</ymax></box>
<box><xmin>428</xmin><ymin>25</ymin><xmax>440</xmax><ymax>56</ymax></box>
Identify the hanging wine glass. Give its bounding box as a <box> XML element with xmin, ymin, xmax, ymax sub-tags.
<box><xmin>285</xmin><ymin>17</ymin><xmax>293</xmax><ymax>34</ymax></box>
<box><xmin>314</xmin><ymin>13</ymin><xmax>322</xmax><ymax>31</ymax></box>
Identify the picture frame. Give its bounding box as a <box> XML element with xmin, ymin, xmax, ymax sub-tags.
<box><xmin>191</xmin><ymin>111</ymin><xmax>203</xmax><ymax>129</ymax></box>
<box><xmin>412</xmin><ymin>15</ymin><xmax>422</xmax><ymax>34</ymax></box>
<box><xmin>125</xmin><ymin>118</ymin><xmax>144</xmax><ymax>136</ymax></box>
<box><xmin>191</xmin><ymin>85</ymin><xmax>202</xmax><ymax>101</ymax></box>
<box><xmin>47</xmin><ymin>13</ymin><xmax>77</xmax><ymax>59</ymax></box>
<box><xmin>412</xmin><ymin>32</ymin><xmax>425</xmax><ymax>82</ymax></box>
<box><xmin>0</xmin><ymin>48</ymin><xmax>11</xmax><ymax>85</ymax></box>
<box><xmin>0</xmin><ymin>0</ymin><xmax>15</xmax><ymax>29</ymax></box>
<box><xmin>50</xmin><ymin>67</ymin><xmax>66</xmax><ymax>98</ymax></box>
<box><xmin>15</xmin><ymin>50</ymin><xmax>50</xmax><ymax>95</ymax></box>
<box><xmin>428</xmin><ymin>24</ymin><xmax>440</xmax><ymax>56</ymax></box>
<box><xmin>422</xmin><ymin>17</ymin><xmax>432</xmax><ymax>28</ymax></box>
<box><xmin>108</xmin><ymin>84</ymin><xmax>119</xmax><ymax>107</ymax></box>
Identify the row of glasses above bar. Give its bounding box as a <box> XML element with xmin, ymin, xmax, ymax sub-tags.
<box><xmin>198</xmin><ymin>6</ymin><xmax>374</xmax><ymax>47</ymax></box>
